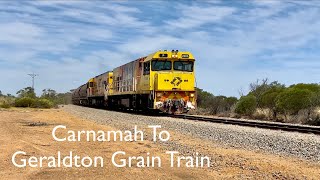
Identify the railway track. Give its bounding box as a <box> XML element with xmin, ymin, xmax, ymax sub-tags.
<box><xmin>70</xmin><ymin>105</ymin><xmax>320</xmax><ymax>135</ymax></box>
<box><xmin>169</xmin><ymin>114</ymin><xmax>320</xmax><ymax>135</ymax></box>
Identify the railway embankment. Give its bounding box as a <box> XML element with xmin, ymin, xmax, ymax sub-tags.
<box><xmin>62</xmin><ymin>105</ymin><xmax>320</xmax><ymax>162</ymax></box>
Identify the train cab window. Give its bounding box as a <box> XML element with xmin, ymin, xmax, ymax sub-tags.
<box><xmin>173</xmin><ymin>61</ymin><xmax>193</xmax><ymax>72</ymax></box>
<box><xmin>143</xmin><ymin>62</ymin><xmax>150</xmax><ymax>75</ymax></box>
<box><xmin>151</xmin><ymin>60</ymin><xmax>172</xmax><ymax>71</ymax></box>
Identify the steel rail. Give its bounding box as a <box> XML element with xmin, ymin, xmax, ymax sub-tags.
<box><xmin>168</xmin><ymin>114</ymin><xmax>320</xmax><ymax>135</ymax></box>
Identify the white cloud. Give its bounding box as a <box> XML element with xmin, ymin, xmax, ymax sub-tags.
<box><xmin>0</xmin><ymin>48</ymin><xmax>36</xmax><ymax>63</ymax></box>
<box><xmin>166</xmin><ymin>5</ymin><xmax>236</xmax><ymax>29</ymax></box>
<box><xmin>252</xmin><ymin>0</ymin><xmax>283</xmax><ymax>7</ymax></box>
<box><xmin>117</xmin><ymin>35</ymin><xmax>188</xmax><ymax>55</ymax></box>
<box><xmin>0</xmin><ymin>22</ymin><xmax>44</xmax><ymax>44</ymax></box>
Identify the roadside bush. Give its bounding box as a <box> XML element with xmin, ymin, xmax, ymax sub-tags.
<box><xmin>207</xmin><ymin>96</ymin><xmax>225</xmax><ymax>114</ymax></box>
<box><xmin>225</xmin><ymin>97</ymin><xmax>238</xmax><ymax>108</ymax></box>
<box><xmin>15</xmin><ymin>97</ymin><xmax>36</xmax><ymax>107</ymax></box>
<box><xmin>4</xmin><ymin>87</ymin><xmax>70</xmax><ymax>109</ymax></box>
<box><xmin>32</xmin><ymin>99</ymin><xmax>54</xmax><ymax>108</ymax></box>
<box><xmin>235</xmin><ymin>95</ymin><xmax>257</xmax><ymax>116</ymax></box>
<box><xmin>248</xmin><ymin>79</ymin><xmax>285</xmax><ymax>109</ymax></box>
<box><xmin>0</xmin><ymin>96</ymin><xmax>14</xmax><ymax>108</ymax></box>
<box><xmin>193</xmin><ymin>82</ymin><xmax>319</xmax><ymax>125</ymax></box>
<box><xmin>260</xmin><ymin>87</ymin><xmax>285</xmax><ymax>119</ymax></box>
<box><xmin>0</xmin><ymin>102</ymin><xmax>12</xmax><ymax>108</ymax></box>
<box><xmin>14</xmin><ymin>97</ymin><xmax>54</xmax><ymax>108</ymax></box>
<box><xmin>289</xmin><ymin>83</ymin><xmax>320</xmax><ymax>93</ymax></box>
<box><xmin>196</xmin><ymin>88</ymin><xmax>214</xmax><ymax>108</ymax></box>
<box><xmin>208</xmin><ymin>96</ymin><xmax>238</xmax><ymax>114</ymax></box>
<box><xmin>276</xmin><ymin>88</ymin><xmax>312</xmax><ymax>117</ymax></box>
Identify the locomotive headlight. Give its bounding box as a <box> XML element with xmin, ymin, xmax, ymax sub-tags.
<box><xmin>156</xmin><ymin>92</ymin><xmax>163</xmax><ymax>97</ymax></box>
<box><xmin>190</xmin><ymin>93</ymin><xmax>195</xmax><ymax>97</ymax></box>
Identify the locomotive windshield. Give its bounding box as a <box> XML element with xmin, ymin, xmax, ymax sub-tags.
<box><xmin>151</xmin><ymin>60</ymin><xmax>172</xmax><ymax>71</ymax></box>
<box><xmin>173</xmin><ymin>61</ymin><xmax>193</xmax><ymax>72</ymax></box>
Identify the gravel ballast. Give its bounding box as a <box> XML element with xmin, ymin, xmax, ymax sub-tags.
<box><xmin>62</xmin><ymin>105</ymin><xmax>320</xmax><ymax>162</ymax></box>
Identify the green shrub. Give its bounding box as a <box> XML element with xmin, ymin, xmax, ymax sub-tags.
<box><xmin>32</xmin><ymin>99</ymin><xmax>54</xmax><ymax>108</ymax></box>
<box><xmin>276</xmin><ymin>88</ymin><xmax>312</xmax><ymax>115</ymax></box>
<box><xmin>248</xmin><ymin>79</ymin><xmax>285</xmax><ymax>109</ymax></box>
<box><xmin>196</xmin><ymin>88</ymin><xmax>214</xmax><ymax>108</ymax></box>
<box><xmin>207</xmin><ymin>96</ymin><xmax>238</xmax><ymax>114</ymax></box>
<box><xmin>0</xmin><ymin>102</ymin><xmax>12</xmax><ymax>108</ymax></box>
<box><xmin>15</xmin><ymin>97</ymin><xmax>36</xmax><ymax>107</ymax></box>
<box><xmin>289</xmin><ymin>83</ymin><xmax>320</xmax><ymax>93</ymax></box>
<box><xmin>14</xmin><ymin>97</ymin><xmax>54</xmax><ymax>108</ymax></box>
<box><xmin>260</xmin><ymin>87</ymin><xmax>285</xmax><ymax>119</ymax></box>
<box><xmin>235</xmin><ymin>95</ymin><xmax>257</xmax><ymax>116</ymax></box>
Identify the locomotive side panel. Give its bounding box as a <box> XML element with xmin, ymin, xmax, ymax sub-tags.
<box><xmin>93</xmin><ymin>71</ymin><xmax>113</xmax><ymax>98</ymax></box>
<box><xmin>79</xmin><ymin>84</ymin><xmax>88</xmax><ymax>99</ymax></box>
<box><xmin>112</xmin><ymin>60</ymin><xmax>141</xmax><ymax>95</ymax></box>
<box><xmin>87</xmin><ymin>72</ymin><xmax>113</xmax><ymax>106</ymax></box>
<box><xmin>72</xmin><ymin>84</ymin><xmax>88</xmax><ymax>105</ymax></box>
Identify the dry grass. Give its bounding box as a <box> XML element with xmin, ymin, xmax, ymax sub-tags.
<box><xmin>251</xmin><ymin>108</ymin><xmax>320</xmax><ymax>125</ymax></box>
<box><xmin>0</xmin><ymin>96</ymin><xmax>14</xmax><ymax>108</ymax></box>
<box><xmin>1</xmin><ymin>108</ymin><xmax>320</xmax><ymax>179</ymax></box>
<box><xmin>191</xmin><ymin>106</ymin><xmax>320</xmax><ymax>126</ymax></box>
<box><xmin>0</xmin><ymin>96</ymin><xmax>6</xmax><ymax>104</ymax></box>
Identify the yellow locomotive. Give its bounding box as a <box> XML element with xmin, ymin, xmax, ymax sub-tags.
<box><xmin>72</xmin><ymin>50</ymin><xmax>196</xmax><ymax>114</ymax></box>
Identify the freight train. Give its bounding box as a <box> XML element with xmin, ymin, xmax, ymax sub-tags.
<box><xmin>72</xmin><ymin>50</ymin><xmax>197</xmax><ymax>114</ymax></box>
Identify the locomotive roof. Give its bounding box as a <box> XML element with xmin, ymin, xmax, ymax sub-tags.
<box><xmin>94</xmin><ymin>71</ymin><xmax>112</xmax><ymax>78</ymax></box>
<box><xmin>143</xmin><ymin>50</ymin><xmax>195</xmax><ymax>62</ymax></box>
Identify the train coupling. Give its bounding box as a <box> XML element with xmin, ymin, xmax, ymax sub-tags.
<box><xmin>155</xmin><ymin>99</ymin><xmax>195</xmax><ymax>114</ymax></box>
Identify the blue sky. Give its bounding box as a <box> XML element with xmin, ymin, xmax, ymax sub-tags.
<box><xmin>0</xmin><ymin>0</ymin><xmax>320</xmax><ymax>97</ymax></box>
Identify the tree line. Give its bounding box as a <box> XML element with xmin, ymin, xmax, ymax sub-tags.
<box><xmin>196</xmin><ymin>79</ymin><xmax>320</xmax><ymax>125</ymax></box>
<box><xmin>0</xmin><ymin>87</ymin><xmax>72</xmax><ymax>109</ymax></box>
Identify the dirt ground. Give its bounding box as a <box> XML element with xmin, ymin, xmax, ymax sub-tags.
<box><xmin>0</xmin><ymin>108</ymin><xmax>319</xmax><ymax>179</ymax></box>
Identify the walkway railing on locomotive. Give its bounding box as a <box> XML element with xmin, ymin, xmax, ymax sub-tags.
<box><xmin>113</xmin><ymin>78</ymin><xmax>137</xmax><ymax>92</ymax></box>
